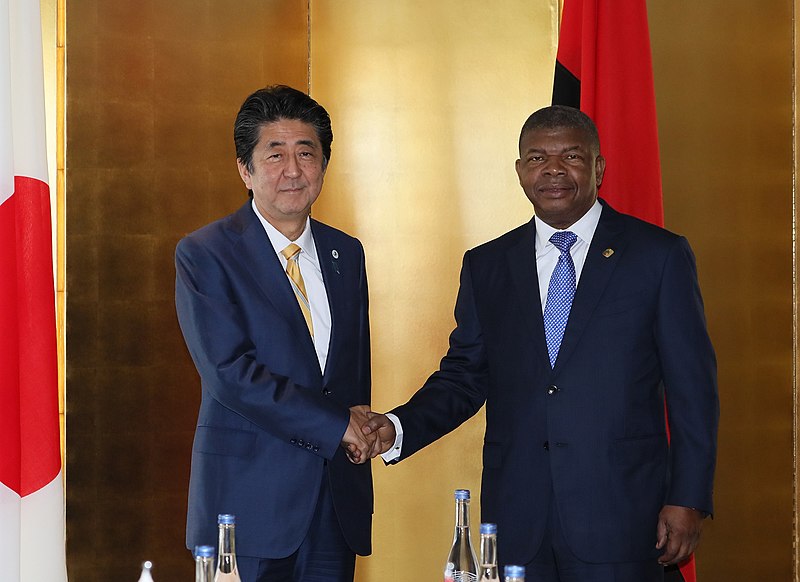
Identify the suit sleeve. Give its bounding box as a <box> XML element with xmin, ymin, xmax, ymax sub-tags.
<box><xmin>175</xmin><ymin>235</ymin><xmax>349</xmax><ymax>461</ymax></box>
<box><xmin>391</xmin><ymin>251</ymin><xmax>489</xmax><ymax>460</ymax></box>
<box><xmin>656</xmin><ymin>236</ymin><xmax>719</xmax><ymax>515</ymax></box>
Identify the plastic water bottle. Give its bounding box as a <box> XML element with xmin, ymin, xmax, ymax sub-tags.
<box><xmin>478</xmin><ymin>523</ymin><xmax>499</xmax><ymax>581</ymax></box>
<box><xmin>136</xmin><ymin>561</ymin><xmax>154</xmax><ymax>582</ymax></box>
<box><xmin>444</xmin><ymin>489</ymin><xmax>478</xmax><ymax>582</ymax></box>
<box><xmin>504</xmin><ymin>565</ymin><xmax>525</xmax><ymax>582</ymax></box>
<box><xmin>194</xmin><ymin>545</ymin><xmax>215</xmax><ymax>582</ymax></box>
<box><xmin>214</xmin><ymin>514</ymin><xmax>242</xmax><ymax>582</ymax></box>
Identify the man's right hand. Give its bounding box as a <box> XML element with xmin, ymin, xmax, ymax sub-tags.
<box><xmin>341</xmin><ymin>405</ymin><xmax>377</xmax><ymax>464</ymax></box>
<box><xmin>361</xmin><ymin>412</ymin><xmax>397</xmax><ymax>458</ymax></box>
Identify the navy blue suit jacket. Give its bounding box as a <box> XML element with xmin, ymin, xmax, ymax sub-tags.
<box><xmin>391</xmin><ymin>201</ymin><xmax>718</xmax><ymax>565</ymax></box>
<box><xmin>175</xmin><ymin>201</ymin><xmax>372</xmax><ymax>558</ymax></box>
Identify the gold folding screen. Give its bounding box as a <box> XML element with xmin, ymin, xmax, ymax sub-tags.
<box><xmin>64</xmin><ymin>2</ymin><xmax>309</xmax><ymax>579</ymax></box>
<box><xmin>63</xmin><ymin>1</ymin><xmax>796</xmax><ymax>580</ymax></box>
<box><xmin>649</xmin><ymin>3</ymin><xmax>794</xmax><ymax>579</ymax></box>
<box><xmin>308</xmin><ymin>2</ymin><xmax>558</xmax><ymax>579</ymax></box>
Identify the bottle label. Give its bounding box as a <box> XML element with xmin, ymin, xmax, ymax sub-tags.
<box><xmin>453</xmin><ymin>572</ymin><xmax>478</xmax><ymax>582</ymax></box>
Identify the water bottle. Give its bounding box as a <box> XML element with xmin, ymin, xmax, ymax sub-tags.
<box><xmin>194</xmin><ymin>545</ymin><xmax>215</xmax><ymax>582</ymax></box>
<box><xmin>136</xmin><ymin>560</ymin><xmax>154</xmax><ymax>582</ymax></box>
<box><xmin>214</xmin><ymin>514</ymin><xmax>242</xmax><ymax>582</ymax></box>
<box><xmin>504</xmin><ymin>565</ymin><xmax>525</xmax><ymax>582</ymax></box>
<box><xmin>444</xmin><ymin>489</ymin><xmax>478</xmax><ymax>582</ymax></box>
<box><xmin>478</xmin><ymin>523</ymin><xmax>499</xmax><ymax>581</ymax></box>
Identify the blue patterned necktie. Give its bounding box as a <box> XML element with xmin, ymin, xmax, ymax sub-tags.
<box><xmin>543</xmin><ymin>231</ymin><xmax>578</xmax><ymax>368</ymax></box>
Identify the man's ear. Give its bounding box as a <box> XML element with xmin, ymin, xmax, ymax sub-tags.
<box><xmin>595</xmin><ymin>155</ymin><xmax>606</xmax><ymax>187</ymax></box>
<box><xmin>236</xmin><ymin>159</ymin><xmax>252</xmax><ymax>189</ymax></box>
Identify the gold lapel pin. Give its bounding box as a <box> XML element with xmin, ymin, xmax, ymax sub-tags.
<box><xmin>602</xmin><ymin>248</ymin><xmax>614</xmax><ymax>258</ymax></box>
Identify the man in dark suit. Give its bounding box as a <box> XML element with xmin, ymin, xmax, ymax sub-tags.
<box><xmin>363</xmin><ymin>105</ymin><xmax>718</xmax><ymax>582</ymax></box>
<box><xmin>175</xmin><ymin>86</ymin><xmax>376</xmax><ymax>582</ymax></box>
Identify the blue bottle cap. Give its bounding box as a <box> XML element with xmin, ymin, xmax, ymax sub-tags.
<box><xmin>480</xmin><ymin>523</ymin><xmax>497</xmax><ymax>535</ymax></box>
<box><xmin>454</xmin><ymin>489</ymin><xmax>470</xmax><ymax>500</ymax></box>
<box><xmin>194</xmin><ymin>545</ymin><xmax>215</xmax><ymax>558</ymax></box>
<box><xmin>217</xmin><ymin>513</ymin><xmax>236</xmax><ymax>525</ymax></box>
<box><xmin>505</xmin><ymin>565</ymin><xmax>525</xmax><ymax>578</ymax></box>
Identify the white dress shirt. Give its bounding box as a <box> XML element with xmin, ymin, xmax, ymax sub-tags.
<box><xmin>380</xmin><ymin>200</ymin><xmax>604</xmax><ymax>463</ymax></box>
<box><xmin>534</xmin><ymin>199</ymin><xmax>602</xmax><ymax>309</ymax></box>
<box><xmin>252</xmin><ymin>200</ymin><xmax>332</xmax><ymax>374</ymax></box>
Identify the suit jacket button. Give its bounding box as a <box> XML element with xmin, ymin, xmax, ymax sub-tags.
<box><xmin>313</xmin><ymin>446</ymin><xmax>320</xmax><ymax>452</ymax></box>
<box><xmin>547</xmin><ymin>385</ymin><xmax>559</xmax><ymax>395</ymax></box>
<box><xmin>290</xmin><ymin>438</ymin><xmax>297</xmax><ymax>445</ymax></box>
<box><xmin>323</xmin><ymin>389</ymin><xmax>331</xmax><ymax>396</ymax></box>
<box><xmin>305</xmin><ymin>443</ymin><xmax>314</xmax><ymax>450</ymax></box>
<box><xmin>543</xmin><ymin>441</ymin><xmax>549</xmax><ymax>451</ymax></box>
<box><xmin>298</xmin><ymin>439</ymin><xmax>305</xmax><ymax>447</ymax></box>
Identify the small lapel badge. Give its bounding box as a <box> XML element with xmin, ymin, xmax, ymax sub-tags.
<box><xmin>602</xmin><ymin>248</ymin><xmax>614</xmax><ymax>258</ymax></box>
<box><xmin>331</xmin><ymin>249</ymin><xmax>341</xmax><ymax>274</ymax></box>
<box><xmin>331</xmin><ymin>249</ymin><xmax>339</xmax><ymax>259</ymax></box>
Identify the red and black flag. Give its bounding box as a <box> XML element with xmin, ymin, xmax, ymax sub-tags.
<box><xmin>553</xmin><ymin>0</ymin><xmax>663</xmax><ymax>227</ymax></box>
<box><xmin>552</xmin><ymin>2</ymin><xmax>696</xmax><ymax>582</ymax></box>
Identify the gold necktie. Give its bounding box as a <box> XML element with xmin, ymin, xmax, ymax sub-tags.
<box><xmin>281</xmin><ymin>243</ymin><xmax>314</xmax><ymax>338</ymax></box>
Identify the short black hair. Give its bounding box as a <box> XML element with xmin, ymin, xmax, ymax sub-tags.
<box><xmin>234</xmin><ymin>85</ymin><xmax>333</xmax><ymax>172</ymax></box>
<box><xmin>519</xmin><ymin>105</ymin><xmax>600</xmax><ymax>155</ymax></box>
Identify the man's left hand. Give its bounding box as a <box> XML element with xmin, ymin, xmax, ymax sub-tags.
<box><xmin>655</xmin><ymin>505</ymin><xmax>705</xmax><ymax>565</ymax></box>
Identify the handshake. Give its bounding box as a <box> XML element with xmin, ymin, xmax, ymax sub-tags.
<box><xmin>341</xmin><ymin>405</ymin><xmax>397</xmax><ymax>464</ymax></box>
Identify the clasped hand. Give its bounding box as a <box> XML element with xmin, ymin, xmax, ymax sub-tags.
<box><xmin>655</xmin><ymin>505</ymin><xmax>705</xmax><ymax>565</ymax></box>
<box><xmin>341</xmin><ymin>406</ymin><xmax>396</xmax><ymax>464</ymax></box>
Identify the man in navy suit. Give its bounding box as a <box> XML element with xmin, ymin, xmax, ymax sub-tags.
<box><xmin>363</xmin><ymin>105</ymin><xmax>718</xmax><ymax>582</ymax></box>
<box><xmin>176</xmin><ymin>86</ymin><xmax>377</xmax><ymax>582</ymax></box>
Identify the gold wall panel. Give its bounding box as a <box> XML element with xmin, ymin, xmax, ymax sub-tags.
<box><xmin>309</xmin><ymin>2</ymin><xmax>558</xmax><ymax>579</ymax></box>
<box><xmin>648</xmin><ymin>1</ymin><xmax>794</xmax><ymax>579</ymax></box>
<box><xmin>40</xmin><ymin>0</ymin><xmax>64</xmax><ymax>461</ymax></box>
<box><xmin>796</xmin><ymin>4</ymin><xmax>800</xmax><ymax>578</ymax></box>
<box><xmin>65</xmin><ymin>1</ymin><xmax>308</xmax><ymax>579</ymax></box>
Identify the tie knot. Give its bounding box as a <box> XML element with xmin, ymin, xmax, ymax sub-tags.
<box><xmin>281</xmin><ymin>243</ymin><xmax>301</xmax><ymax>261</ymax></box>
<box><xmin>549</xmin><ymin>231</ymin><xmax>578</xmax><ymax>254</ymax></box>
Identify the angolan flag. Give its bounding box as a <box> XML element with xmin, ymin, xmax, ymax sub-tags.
<box><xmin>552</xmin><ymin>1</ymin><xmax>694</xmax><ymax>581</ymax></box>
<box><xmin>553</xmin><ymin>0</ymin><xmax>663</xmax><ymax>226</ymax></box>
<box><xmin>0</xmin><ymin>0</ymin><xmax>67</xmax><ymax>580</ymax></box>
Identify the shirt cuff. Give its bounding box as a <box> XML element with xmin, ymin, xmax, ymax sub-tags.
<box><xmin>380</xmin><ymin>413</ymin><xmax>403</xmax><ymax>462</ymax></box>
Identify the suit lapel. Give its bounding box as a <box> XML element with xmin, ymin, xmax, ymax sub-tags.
<box><xmin>311</xmin><ymin>221</ymin><xmax>344</xmax><ymax>382</ymax></box>
<box><xmin>553</xmin><ymin>202</ymin><xmax>628</xmax><ymax>372</ymax></box>
<box><xmin>506</xmin><ymin>220</ymin><xmax>551</xmax><ymax>368</ymax></box>
<box><xmin>229</xmin><ymin>203</ymin><xmax>318</xmax><ymax>364</ymax></box>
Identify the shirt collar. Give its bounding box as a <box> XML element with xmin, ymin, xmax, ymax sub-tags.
<box><xmin>251</xmin><ymin>199</ymin><xmax>318</xmax><ymax>264</ymax></box>
<box><xmin>534</xmin><ymin>199</ymin><xmax>602</xmax><ymax>253</ymax></box>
